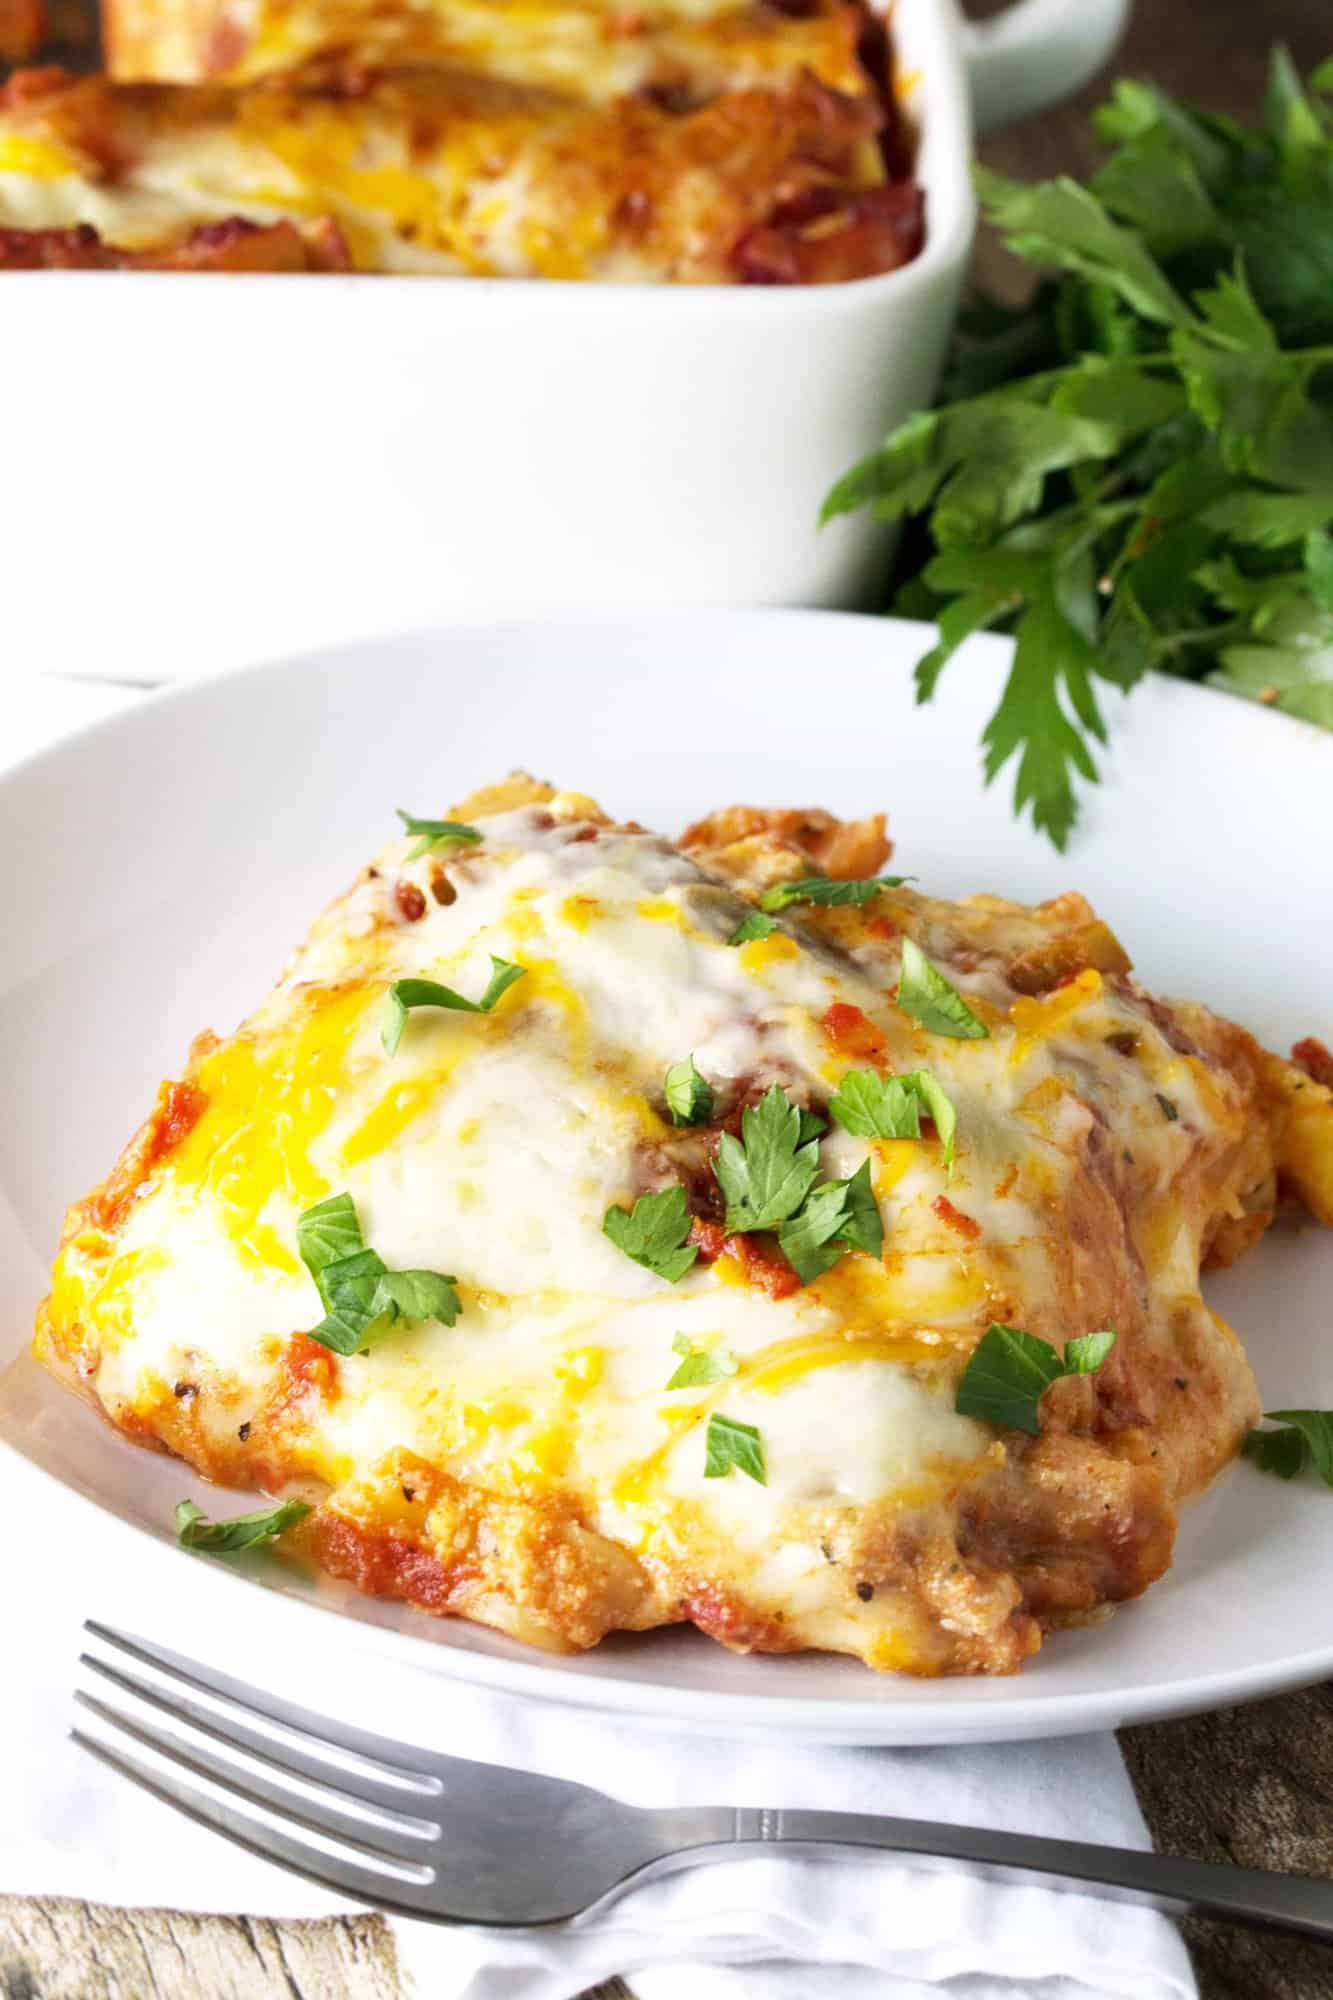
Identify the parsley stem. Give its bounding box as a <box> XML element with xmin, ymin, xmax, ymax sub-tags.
<box><xmin>1153</xmin><ymin>619</ymin><xmax>1249</xmax><ymax>655</ymax></box>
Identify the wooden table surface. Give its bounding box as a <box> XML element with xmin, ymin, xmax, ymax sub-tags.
<box><xmin>5</xmin><ymin>1</ymin><xmax>1332</xmax><ymax>1994</ymax></box>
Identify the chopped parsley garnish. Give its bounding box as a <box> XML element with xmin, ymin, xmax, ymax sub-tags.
<box><xmin>829</xmin><ymin>1066</ymin><xmax>958</xmax><ymax>1165</ymax></box>
<box><xmin>602</xmin><ymin>1184</ymin><xmax>698</xmax><ymax>1283</ymax></box>
<box><xmin>382</xmin><ymin>958</ymin><xmax>526</xmax><ymax>1055</ymax></box>
<box><xmin>666</xmin><ymin>1332</ymin><xmax>738</xmax><ymax>1390</ymax></box>
<box><xmin>712</xmin><ymin>1083</ymin><xmax>883</xmax><ymax>1287</ymax></box>
<box><xmin>1243</xmin><ymin>1410</ymin><xmax>1333</xmax><ymax>1485</ymax></box>
<box><xmin>296</xmin><ymin>1193</ymin><xmax>460</xmax><ymax>1354</ymax></box>
<box><xmin>955</xmin><ymin>1323</ymin><xmax>1116</xmax><ymax>1434</ymax></box>
<box><xmin>611</xmin><ymin>1078</ymin><xmax>886</xmax><ymax>1294</ymax></box>
<box><xmin>896</xmin><ymin>938</ymin><xmax>989</xmax><ymax>1040</ymax></box>
<box><xmin>715</xmin><ymin>1083</ymin><xmax>822</xmax><ymax>1233</ymax></box>
<box><xmin>664</xmin><ymin>1055</ymin><xmax>714</xmax><ymax>1127</ymax></box>
<box><xmin>176</xmin><ymin>1498</ymin><xmax>311</xmax><ymax>1554</ymax></box>
<box><xmin>703</xmin><ymin>1413</ymin><xmax>766</xmax><ymax>1485</ymax></box>
<box><xmin>728</xmin><ymin>910</ymin><xmax>778</xmax><ymax>946</ymax></box>
<box><xmin>396</xmin><ymin>810</ymin><xmax>483</xmax><ymax>861</ymax></box>
<box><xmin>778</xmin><ymin>1160</ymin><xmax>883</xmax><ymax>1283</ymax></box>
<box><xmin>759</xmin><ymin>875</ymin><xmax>910</xmax><ymax>915</ymax></box>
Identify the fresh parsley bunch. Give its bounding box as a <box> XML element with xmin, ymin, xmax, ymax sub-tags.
<box><xmin>824</xmin><ymin>49</ymin><xmax>1333</xmax><ymax>849</ymax></box>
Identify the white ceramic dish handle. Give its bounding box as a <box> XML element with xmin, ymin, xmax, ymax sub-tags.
<box><xmin>963</xmin><ymin>0</ymin><xmax>1130</xmax><ymax>132</ymax></box>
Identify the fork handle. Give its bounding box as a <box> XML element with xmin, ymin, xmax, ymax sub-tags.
<box><xmin>669</xmin><ymin>1808</ymin><xmax>1333</xmax><ymax>1945</ymax></box>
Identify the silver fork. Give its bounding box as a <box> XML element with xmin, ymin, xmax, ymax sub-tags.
<box><xmin>73</xmin><ymin>1622</ymin><xmax>1333</xmax><ymax>1941</ymax></box>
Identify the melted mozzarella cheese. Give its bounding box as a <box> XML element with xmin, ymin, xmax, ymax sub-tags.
<box><xmin>73</xmin><ymin>806</ymin><xmax>1024</xmax><ymax>1551</ymax></box>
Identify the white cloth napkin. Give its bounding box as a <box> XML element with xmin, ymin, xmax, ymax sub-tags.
<box><xmin>0</xmin><ymin>1458</ymin><xmax>1196</xmax><ymax>2000</ymax></box>
<box><xmin>0</xmin><ymin>675</ymin><xmax>1198</xmax><ymax>2000</ymax></box>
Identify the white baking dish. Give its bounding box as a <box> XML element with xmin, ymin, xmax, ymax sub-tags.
<box><xmin>1</xmin><ymin>0</ymin><xmax>1126</xmax><ymax>683</ymax></box>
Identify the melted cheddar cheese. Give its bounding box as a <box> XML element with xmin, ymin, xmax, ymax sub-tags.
<box><xmin>35</xmin><ymin>783</ymin><xmax>1333</xmax><ymax>1673</ymax></box>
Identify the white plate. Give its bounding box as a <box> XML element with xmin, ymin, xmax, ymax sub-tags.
<box><xmin>2</xmin><ymin>608</ymin><xmax>1331</xmax><ymax>1745</ymax></box>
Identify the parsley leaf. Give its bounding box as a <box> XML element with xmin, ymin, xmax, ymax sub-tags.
<box><xmin>824</xmin><ymin>52</ymin><xmax>1333</xmax><ymax>849</ymax></box>
<box><xmin>176</xmin><ymin>1497</ymin><xmax>311</xmax><ymax>1553</ymax></box>
<box><xmin>776</xmin><ymin>1179</ymin><xmax>860</xmax><ymax>1284</ymax></box>
<box><xmin>310</xmin><ymin>1251</ymin><xmax>461</xmax><ymax>1356</ymax></box>
<box><xmin>759</xmin><ymin>876</ymin><xmax>909</xmax><ymax>914</ymax></box>
<box><xmin>1307</xmin><ymin>528</ymin><xmax>1333</xmax><ymax>610</ymax></box>
<box><xmin>828</xmin><ymin>1067</ymin><xmax>958</xmax><ymax>1164</ymax></box>
<box><xmin>296</xmin><ymin>1193</ymin><xmax>366</xmax><ymax>1308</ymax></box>
<box><xmin>1213</xmin><ymin>599</ymin><xmax>1333</xmax><ymax>726</ymax></box>
<box><xmin>311</xmin><ymin>1247</ymin><xmax>393</xmax><ymax>1354</ymax></box>
<box><xmin>978</xmin><ymin>575</ymin><xmax>1106</xmax><ymax>853</ymax></box>
<box><xmin>835</xmin><ymin>1157</ymin><xmax>885</xmax><ymax>1257</ymax></box>
<box><xmin>777</xmin><ymin>1159</ymin><xmax>883</xmax><ymax>1283</ymax></box>
<box><xmin>703</xmin><ymin>1413</ymin><xmax>766</xmax><ymax>1484</ymax></box>
<box><xmin>1065</xmin><ymin>1329</ymin><xmax>1118</xmax><ymax>1374</ymax></box>
<box><xmin>728</xmin><ymin>911</ymin><xmax>778</xmax><ymax>945</ymax></box>
<box><xmin>296</xmin><ymin>1194</ymin><xmax>460</xmax><ymax>1353</ymax></box>
<box><xmin>1244</xmin><ymin>1409</ymin><xmax>1333</xmax><ymax>1485</ymax></box>
<box><xmin>396</xmin><ymin>811</ymin><xmax>483</xmax><ymax>861</ymax></box>
<box><xmin>382</xmin><ymin>959</ymin><xmax>525</xmax><ymax>1054</ymax></box>
<box><xmin>902</xmin><ymin>1069</ymin><xmax>959</xmax><ymax>1166</ymax></box>
<box><xmin>664</xmin><ymin>1055</ymin><xmax>714</xmax><ymax>1127</ymax></box>
<box><xmin>829</xmin><ymin>1070</ymin><xmax>923</xmax><ymax>1140</ymax></box>
<box><xmin>666</xmin><ymin>1332</ymin><xmax>738</xmax><ymax>1390</ymax></box>
<box><xmin>376</xmin><ymin>1268</ymin><xmax>461</xmax><ymax>1328</ymax></box>
<box><xmin>955</xmin><ymin>1325</ymin><xmax>1066</xmax><ymax>1433</ymax></box>
<box><xmin>955</xmin><ymin>1323</ymin><xmax>1116</xmax><ymax>1434</ymax></box>
<box><xmin>1204</xmin><ymin>489</ymin><xmax>1333</xmax><ymax>547</ymax></box>
<box><xmin>971</xmin><ymin>166</ymin><xmax>1192</xmax><ymax>328</ymax></box>
<box><xmin>603</xmin><ymin>1185</ymin><xmax>698</xmax><ymax>1283</ymax></box>
<box><xmin>896</xmin><ymin>939</ymin><xmax>989</xmax><ymax>1040</ymax></box>
<box><xmin>715</xmin><ymin>1083</ymin><xmax>822</xmax><ymax>1233</ymax></box>
<box><xmin>1242</xmin><ymin>1425</ymin><xmax>1308</xmax><ymax>1480</ymax></box>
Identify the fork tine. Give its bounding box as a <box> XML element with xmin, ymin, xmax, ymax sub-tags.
<box><xmin>73</xmin><ymin>1686</ymin><xmax>437</xmax><ymax>1872</ymax></box>
<box><xmin>78</xmin><ymin>1656</ymin><xmax>440</xmax><ymax>1851</ymax></box>
<box><xmin>82</xmin><ymin>1621</ymin><xmax>444</xmax><ymax>1811</ymax></box>
<box><xmin>72</xmin><ymin>1724</ymin><xmax>439</xmax><ymax>1916</ymax></box>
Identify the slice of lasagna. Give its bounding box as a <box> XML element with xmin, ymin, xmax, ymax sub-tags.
<box><xmin>0</xmin><ymin>63</ymin><xmax>920</xmax><ymax>279</ymax></box>
<box><xmin>36</xmin><ymin>780</ymin><xmax>1333</xmax><ymax>1674</ymax></box>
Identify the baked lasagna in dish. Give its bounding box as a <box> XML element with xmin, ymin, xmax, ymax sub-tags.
<box><xmin>0</xmin><ymin>0</ymin><xmax>923</xmax><ymax>278</ymax></box>
<box><xmin>36</xmin><ymin>780</ymin><xmax>1333</xmax><ymax>1675</ymax></box>
<box><xmin>0</xmin><ymin>59</ymin><xmax>918</xmax><ymax>278</ymax></box>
